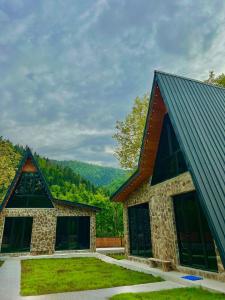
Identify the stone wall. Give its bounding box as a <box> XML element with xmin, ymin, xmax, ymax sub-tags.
<box><xmin>0</xmin><ymin>203</ymin><xmax>96</xmax><ymax>255</ymax></box>
<box><xmin>123</xmin><ymin>171</ymin><xmax>225</xmax><ymax>281</ymax></box>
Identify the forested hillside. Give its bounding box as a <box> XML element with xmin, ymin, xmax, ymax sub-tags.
<box><xmin>0</xmin><ymin>138</ymin><xmax>124</xmax><ymax>237</ymax></box>
<box><xmin>55</xmin><ymin>160</ymin><xmax>129</xmax><ymax>189</ymax></box>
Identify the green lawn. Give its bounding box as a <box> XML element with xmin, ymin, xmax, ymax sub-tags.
<box><xmin>108</xmin><ymin>254</ymin><xmax>126</xmax><ymax>260</ymax></box>
<box><xmin>0</xmin><ymin>260</ymin><xmax>4</xmax><ymax>267</ymax></box>
<box><xmin>21</xmin><ymin>257</ymin><xmax>163</xmax><ymax>296</ymax></box>
<box><xmin>110</xmin><ymin>288</ymin><xmax>225</xmax><ymax>300</ymax></box>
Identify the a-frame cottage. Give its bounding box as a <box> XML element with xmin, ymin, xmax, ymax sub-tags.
<box><xmin>0</xmin><ymin>148</ymin><xmax>99</xmax><ymax>255</ymax></box>
<box><xmin>112</xmin><ymin>71</ymin><xmax>225</xmax><ymax>282</ymax></box>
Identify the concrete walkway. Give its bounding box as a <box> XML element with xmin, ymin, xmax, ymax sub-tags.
<box><xmin>0</xmin><ymin>259</ymin><xmax>21</xmax><ymax>300</ymax></box>
<box><xmin>23</xmin><ymin>281</ymin><xmax>182</xmax><ymax>300</ymax></box>
<box><xmin>97</xmin><ymin>247</ymin><xmax>124</xmax><ymax>254</ymax></box>
<box><xmin>0</xmin><ymin>252</ymin><xmax>224</xmax><ymax>300</ymax></box>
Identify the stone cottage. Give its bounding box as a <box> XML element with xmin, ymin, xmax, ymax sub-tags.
<box><xmin>0</xmin><ymin>148</ymin><xmax>99</xmax><ymax>255</ymax></box>
<box><xmin>112</xmin><ymin>71</ymin><xmax>225</xmax><ymax>282</ymax></box>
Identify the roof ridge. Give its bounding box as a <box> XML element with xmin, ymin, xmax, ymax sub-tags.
<box><xmin>154</xmin><ymin>70</ymin><xmax>225</xmax><ymax>91</ymax></box>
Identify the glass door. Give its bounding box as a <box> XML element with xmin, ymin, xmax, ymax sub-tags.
<box><xmin>128</xmin><ymin>203</ymin><xmax>152</xmax><ymax>257</ymax></box>
<box><xmin>1</xmin><ymin>217</ymin><xmax>33</xmax><ymax>253</ymax></box>
<box><xmin>174</xmin><ymin>192</ymin><xmax>218</xmax><ymax>272</ymax></box>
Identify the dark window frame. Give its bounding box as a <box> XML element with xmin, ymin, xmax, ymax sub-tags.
<box><xmin>128</xmin><ymin>203</ymin><xmax>152</xmax><ymax>258</ymax></box>
<box><xmin>151</xmin><ymin>114</ymin><xmax>188</xmax><ymax>185</ymax></box>
<box><xmin>173</xmin><ymin>192</ymin><xmax>218</xmax><ymax>272</ymax></box>
<box><xmin>1</xmin><ymin>217</ymin><xmax>33</xmax><ymax>253</ymax></box>
<box><xmin>6</xmin><ymin>172</ymin><xmax>53</xmax><ymax>208</ymax></box>
<box><xmin>55</xmin><ymin>216</ymin><xmax>90</xmax><ymax>251</ymax></box>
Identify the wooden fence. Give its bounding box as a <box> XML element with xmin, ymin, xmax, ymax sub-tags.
<box><xmin>96</xmin><ymin>237</ymin><xmax>124</xmax><ymax>248</ymax></box>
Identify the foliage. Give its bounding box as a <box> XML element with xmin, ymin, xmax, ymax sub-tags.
<box><xmin>110</xmin><ymin>288</ymin><xmax>225</xmax><ymax>300</ymax></box>
<box><xmin>21</xmin><ymin>257</ymin><xmax>162</xmax><ymax>295</ymax></box>
<box><xmin>113</xmin><ymin>94</ymin><xmax>149</xmax><ymax>170</ymax></box>
<box><xmin>0</xmin><ymin>138</ymin><xmax>124</xmax><ymax>237</ymax></box>
<box><xmin>56</xmin><ymin>159</ymin><xmax>129</xmax><ymax>189</ymax></box>
<box><xmin>113</xmin><ymin>71</ymin><xmax>225</xmax><ymax>170</ymax></box>
<box><xmin>205</xmin><ymin>71</ymin><xmax>225</xmax><ymax>87</ymax></box>
<box><xmin>0</xmin><ymin>260</ymin><xmax>4</xmax><ymax>267</ymax></box>
<box><xmin>108</xmin><ymin>254</ymin><xmax>126</xmax><ymax>260</ymax></box>
<box><xmin>0</xmin><ymin>137</ymin><xmax>22</xmax><ymax>204</ymax></box>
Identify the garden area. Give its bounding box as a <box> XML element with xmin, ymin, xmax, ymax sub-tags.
<box><xmin>21</xmin><ymin>257</ymin><xmax>162</xmax><ymax>296</ymax></box>
<box><xmin>110</xmin><ymin>288</ymin><xmax>225</xmax><ymax>300</ymax></box>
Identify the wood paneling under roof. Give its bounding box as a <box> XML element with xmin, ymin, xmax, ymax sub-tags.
<box><xmin>112</xmin><ymin>85</ymin><xmax>167</xmax><ymax>202</ymax></box>
<box><xmin>22</xmin><ymin>158</ymin><xmax>37</xmax><ymax>173</ymax></box>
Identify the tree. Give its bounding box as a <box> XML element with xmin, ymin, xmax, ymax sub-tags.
<box><xmin>113</xmin><ymin>94</ymin><xmax>149</xmax><ymax>170</ymax></box>
<box><xmin>113</xmin><ymin>71</ymin><xmax>225</xmax><ymax>170</ymax></box>
<box><xmin>205</xmin><ymin>71</ymin><xmax>225</xmax><ymax>87</ymax></box>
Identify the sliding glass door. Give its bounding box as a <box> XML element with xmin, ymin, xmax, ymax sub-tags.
<box><xmin>55</xmin><ymin>217</ymin><xmax>90</xmax><ymax>250</ymax></box>
<box><xmin>128</xmin><ymin>203</ymin><xmax>152</xmax><ymax>257</ymax></box>
<box><xmin>1</xmin><ymin>217</ymin><xmax>33</xmax><ymax>253</ymax></box>
<box><xmin>174</xmin><ymin>192</ymin><xmax>218</xmax><ymax>272</ymax></box>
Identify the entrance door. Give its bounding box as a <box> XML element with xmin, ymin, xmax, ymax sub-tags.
<box><xmin>128</xmin><ymin>203</ymin><xmax>152</xmax><ymax>257</ymax></box>
<box><xmin>55</xmin><ymin>217</ymin><xmax>90</xmax><ymax>250</ymax></box>
<box><xmin>174</xmin><ymin>192</ymin><xmax>218</xmax><ymax>272</ymax></box>
<box><xmin>1</xmin><ymin>217</ymin><xmax>33</xmax><ymax>253</ymax></box>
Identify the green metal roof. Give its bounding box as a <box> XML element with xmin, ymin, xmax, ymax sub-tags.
<box><xmin>155</xmin><ymin>71</ymin><xmax>225</xmax><ymax>266</ymax></box>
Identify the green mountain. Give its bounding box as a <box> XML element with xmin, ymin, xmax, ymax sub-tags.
<box><xmin>54</xmin><ymin>160</ymin><xmax>129</xmax><ymax>190</ymax></box>
<box><xmin>0</xmin><ymin>138</ymin><xmax>124</xmax><ymax>237</ymax></box>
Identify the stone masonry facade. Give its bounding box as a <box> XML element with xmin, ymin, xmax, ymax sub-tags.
<box><xmin>0</xmin><ymin>202</ymin><xmax>96</xmax><ymax>255</ymax></box>
<box><xmin>123</xmin><ymin>171</ymin><xmax>225</xmax><ymax>282</ymax></box>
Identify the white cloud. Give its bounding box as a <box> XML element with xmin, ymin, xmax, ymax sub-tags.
<box><xmin>1</xmin><ymin>0</ymin><xmax>225</xmax><ymax>166</ymax></box>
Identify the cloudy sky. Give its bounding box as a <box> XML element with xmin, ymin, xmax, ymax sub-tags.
<box><xmin>0</xmin><ymin>0</ymin><xmax>225</xmax><ymax>167</ymax></box>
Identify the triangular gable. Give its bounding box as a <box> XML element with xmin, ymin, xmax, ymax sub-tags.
<box><xmin>1</xmin><ymin>148</ymin><xmax>54</xmax><ymax>210</ymax></box>
<box><xmin>111</xmin><ymin>70</ymin><xmax>225</xmax><ymax>267</ymax></box>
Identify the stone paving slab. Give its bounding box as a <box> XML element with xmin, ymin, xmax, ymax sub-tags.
<box><xmin>22</xmin><ymin>281</ymin><xmax>183</xmax><ymax>300</ymax></box>
<box><xmin>0</xmin><ymin>259</ymin><xmax>21</xmax><ymax>300</ymax></box>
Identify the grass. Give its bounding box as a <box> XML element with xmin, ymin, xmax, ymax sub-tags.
<box><xmin>108</xmin><ymin>254</ymin><xmax>126</xmax><ymax>260</ymax></box>
<box><xmin>21</xmin><ymin>257</ymin><xmax>163</xmax><ymax>296</ymax></box>
<box><xmin>0</xmin><ymin>260</ymin><xmax>4</xmax><ymax>267</ymax></box>
<box><xmin>110</xmin><ymin>288</ymin><xmax>225</xmax><ymax>300</ymax></box>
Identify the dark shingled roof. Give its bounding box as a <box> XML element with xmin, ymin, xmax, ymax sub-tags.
<box><xmin>53</xmin><ymin>198</ymin><xmax>100</xmax><ymax>212</ymax></box>
<box><xmin>112</xmin><ymin>71</ymin><xmax>225</xmax><ymax>266</ymax></box>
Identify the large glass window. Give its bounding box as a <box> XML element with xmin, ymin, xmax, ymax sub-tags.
<box><xmin>55</xmin><ymin>217</ymin><xmax>90</xmax><ymax>250</ymax></box>
<box><xmin>6</xmin><ymin>172</ymin><xmax>53</xmax><ymax>208</ymax></box>
<box><xmin>151</xmin><ymin>114</ymin><xmax>187</xmax><ymax>185</ymax></box>
<box><xmin>1</xmin><ymin>217</ymin><xmax>33</xmax><ymax>253</ymax></box>
<box><xmin>174</xmin><ymin>192</ymin><xmax>218</xmax><ymax>272</ymax></box>
<box><xmin>128</xmin><ymin>203</ymin><xmax>152</xmax><ymax>257</ymax></box>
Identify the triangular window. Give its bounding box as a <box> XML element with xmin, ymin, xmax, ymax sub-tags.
<box><xmin>6</xmin><ymin>160</ymin><xmax>53</xmax><ymax>208</ymax></box>
<box><xmin>151</xmin><ymin>114</ymin><xmax>187</xmax><ymax>185</ymax></box>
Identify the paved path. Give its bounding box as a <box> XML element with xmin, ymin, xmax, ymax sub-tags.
<box><xmin>0</xmin><ymin>259</ymin><xmax>21</xmax><ymax>300</ymax></box>
<box><xmin>96</xmin><ymin>247</ymin><xmax>124</xmax><ymax>254</ymax></box>
<box><xmin>23</xmin><ymin>281</ymin><xmax>182</xmax><ymax>300</ymax></box>
<box><xmin>0</xmin><ymin>252</ymin><xmax>224</xmax><ymax>300</ymax></box>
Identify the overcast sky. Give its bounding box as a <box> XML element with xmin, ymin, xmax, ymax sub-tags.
<box><xmin>0</xmin><ymin>0</ymin><xmax>225</xmax><ymax>167</ymax></box>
